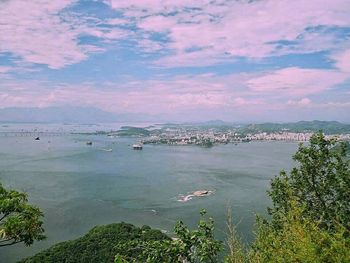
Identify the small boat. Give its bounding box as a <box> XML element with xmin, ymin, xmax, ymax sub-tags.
<box><xmin>101</xmin><ymin>148</ymin><xmax>113</xmax><ymax>152</ymax></box>
<box><xmin>34</xmin><ymin>137</ymin><xmax>40</xmax><ymax>141</ymax></box>
<box><xmin>86</xmin><ymin>141</ymin><xmax>92</xmax><ymax>145</ymax></box>
<box><xmin>132</xmin><ymin>144</ymin><xmax>143</xmax><ymax>150</ymax></box>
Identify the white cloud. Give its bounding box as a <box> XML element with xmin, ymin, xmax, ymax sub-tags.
<box><xmin>287</xmin><ymin>98</ymin><xmax>311</xmax><ymax>106</ymax></box>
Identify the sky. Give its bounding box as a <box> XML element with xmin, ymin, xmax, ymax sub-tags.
<box><xmin>0</xmin><ymin>0</ymin><xmax>350</xmax><ymax>122</ymax></box>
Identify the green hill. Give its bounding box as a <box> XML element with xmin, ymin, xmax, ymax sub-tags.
<box><xmin>242</xmin><ymin>120</ymin><xmax>350</xmax><ymax>134</ymax></box>
<box><xmin>19</xmin><ymin>223</ymin><xmax>169</xmax><ymax>263</ymax></box>
<box><xmin>116</xmin><ymin>127</ymin><xmax>151</xmax><ymax>136</ymax></box>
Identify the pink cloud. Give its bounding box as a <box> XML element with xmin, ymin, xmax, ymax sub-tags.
<box><xmin>246</xmin><ymin>67</ymin><xmax>348</xmax><ymax>97</ymax></box>
<box><xmin>105</xmin><ymin>18</ymin><xmax>130</xmax><ymax>26</ymax></box>
<box><xmin>233</xmin><ymin>97</ymin><xmax>265</xmax><ymax>107</ymax></box>
<box><xmin>0</xmin><ymin>0</ymin><xmax>85</xmax><ymax>69</ymax></box>
<box><xmin>333</xmin><ymin>49</ymin><xmax>350</xmax><ymax>73</ymax></box>
<box><xmin>108</xmin><ymin>0</ymin><xmax>350</xmax><ymax>67</ymax></box>
<box><xmin>0</xmin><ymin>73</ymin><xmax>259</xmax><ymax>113</ymax></box>
<box><xmin>0</xmin><ymin>66</ymin><xmax>13</xmax><ymax>73</ymax></box>
<box><xmin>284</xmin><ymin>99</ymin><xmax>350</xmax><ymax>109</ymax></box>
<box><xmin>138</xmin><ymin>16</ymin><xmax>178</xmax><ymax>32</ymax></box>
<box><xmin>107</xmin><ymin>0</ymin><xmax>204</xmax><ymax>13</ymax></box>
<box><xmin>0</xmin><ymin>69</ymin><xmax>347</xmax><ymax>116</ymax></box>
<box><xmin>2</xmin><ymin>0</ymin><xmax>349</xmax><ymax>69</ymax></box>
<box><xmin>0</xmin><ymin>0</ymin><xmax>129</xmax><ymax>69</ymax></box>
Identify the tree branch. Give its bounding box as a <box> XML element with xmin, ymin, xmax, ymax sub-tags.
<box><xmin>0</xmin><ymin>240</ymin><xmax>21</xmax><ymax>247</ymax></box>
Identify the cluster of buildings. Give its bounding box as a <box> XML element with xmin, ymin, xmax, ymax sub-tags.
<box><xmin>141</xmin><ymin>128</ymin><xmax>232</xmax><ymax>146</ymax></box>
<box><xmin>141</xmin><ymin>128</ymin><xmax>350</xmax><ymax>146</ymax></box>
<box><xmin>246</xmin><ymin>132</ymin><xmax>314</xmax><ymax>141</ymax></box>
<box><xmin>247</xmin><ymin>132</ymin><xmax>350</xmax><ymax>142</ymax></box>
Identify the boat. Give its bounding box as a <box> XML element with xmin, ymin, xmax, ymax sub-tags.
<box><xmin>132</xmin><ymin>144</ymin><xmax>143</xmax><ymax>150</ymax></box>
<box><xmin>101</xmin><ymin>148</ymin><xmax>113</xmax><ymax>152</ymax></box>
<box><xmin>86</xmin><ymin>141</ymin><xmax>92</xmax><ymax>145</ymax></box>
<box><xmin>34</xmin><ymin>137</ymin><xmax>40</xmax><ymax>141</ymax></box>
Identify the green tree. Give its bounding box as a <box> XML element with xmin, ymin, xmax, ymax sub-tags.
<box><xmin>21</xmin><ymin>223</ymin><xmax>168</xmax><ymax>263</ymax></box>
<box><xmin>268</xmin><ymin>132</ymin><xmax>350</xmax><ymax>230</ymax></box>
<box><xmin>115</xmin><ymin>210</ymin><xmax>223</xmax><ymax>263</ymax></box>
<box><xmin>0</xmin><ymin>183</ymin><xmax>45</xmax><ymax>247</ymax></box>
<box><xmin>250</xmin><ymin>200</ymin><xmax>350</xmax><ymax>263</ymax></box>
<box><xmin>226</xmin><ymin>132</ymin><xmax>350</xmax><ymax>263</ymax></box>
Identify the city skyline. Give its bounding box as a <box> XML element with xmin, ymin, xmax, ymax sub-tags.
<box><xmin>1</xmin><ymin>0</ymin><xmax>350</xmax><ymax>122</ymax></box>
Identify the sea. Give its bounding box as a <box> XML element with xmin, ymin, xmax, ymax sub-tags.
<box><xmin>0</xmin><ymin>123</ymin><xmax>298</xmax><ymax>262</ymax></box>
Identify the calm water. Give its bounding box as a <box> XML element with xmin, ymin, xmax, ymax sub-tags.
<box><xmin>0</xmin><ymin>125</ymin><xmax>298</xmax><ymax>262</ymax></box>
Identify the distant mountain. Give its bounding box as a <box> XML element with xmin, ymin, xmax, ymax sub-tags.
<box><xmin>194</xmin><ymin>120</ymin><xmax>231</xmax><ymax>126</ymax></box>
<box><xmin>0</xmin><ymin>106</ymin><xmax>118</xmax><ymax>123</ymax></box>
<box><xmin>242</xmin><ymin>120</ymin><xmax>350</xmax><ymax>134</ymax></box>
<box><xmin>0</xmin><ymin>107</ymin><xmax>158</xmax><ymax>124</ymax></box>
<box><xmin>181</xmin><ymin>120</ymin><xmax>236</xmax><ymax>127</ymax></box>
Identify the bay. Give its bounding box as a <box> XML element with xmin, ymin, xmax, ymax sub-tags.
<box><xmin>0</xmin><ymin>124</ymin><xmax>298</xmax><ymax>262</ymax></box>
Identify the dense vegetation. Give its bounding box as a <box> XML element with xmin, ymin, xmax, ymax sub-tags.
<box><xmin>249</xmin><ymin>202</ymin><xmax>350</xmax><ymax>262</ymax></box>
<box><xmin>229</xmin><ymin>132</ymin><xmax>350</xmax><ymax>262</ymax></box>
<box><xmin>19</xmin><ymin>223</ymin><xmax>169</xmax><ymax>263</ymax></box>
<box><xmin>115</xmin><ymin>210</ymin><xmax>223</xmax><ymax>262</ymax></box>
<box><xmin>268</xmin><ymin>133</ymin><xmax>350</xmax><ymax>230</ymax></box>
<box><xmin>116</xmin><ymin>127</ymin><xmax>151</xmax><ymax>137</ymax></box>
<box><xmin>0</xmin><ymin>183</ymin><xmax>45</xmax><ymax>247</ymax></box>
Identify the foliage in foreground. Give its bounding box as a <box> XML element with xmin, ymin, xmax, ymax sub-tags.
<box><xmin>268</xmin><ymin>132</ymin><xmax>350</xmax><ymax>231</ymax></box>
<box><xmin>20</xmin><ymin>223</ymin><xmax>169</xmax><ymax>263</ymax></box>
<box><xmin>0</xmin><ymin>183</ymin><xmax>45</xmax><ymax>247</ymax></box>
<box><xmin>250</xmin><ymin>201</ymin><xmax>350</xmax><ymax>263</ymax></box>
<box><xmin>224</xmin><ymin>204</ymin><xmax>350</xmax><ymax>263</ymax></box>
<box><xmin>225</xmin><ymin>132</ymin><xmax>350</xmax><ymax>262</ymax></box>
<box><xmin>115</xmin><ymin>210</ymin><xmax>223</xmax><ymax>263</ymax></box>
<box><xmin>223</xmin><ymin>209</ymin><xmax>246</xmax><ymax>263</ymax></box>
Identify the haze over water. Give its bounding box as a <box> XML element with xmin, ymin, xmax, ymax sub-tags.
<box><xmin>0</xmin><ymin>124</ymin><xmax>298</xmax><ymax>262</ymax></box>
